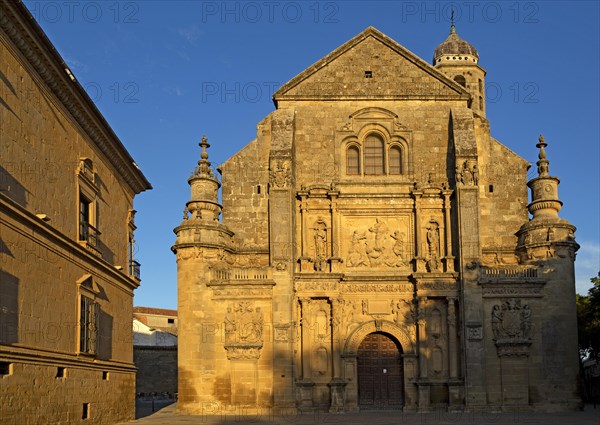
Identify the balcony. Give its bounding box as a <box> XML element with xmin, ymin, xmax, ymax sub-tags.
<box><xmin>79</xmin><ymin>223</ymin><xmax>102</xmax><ymax>257</ymax></box>
<box><xmin>129</xmin><ymin>260</ymin><xmax>141</xmax><ymax>280</ymax></box>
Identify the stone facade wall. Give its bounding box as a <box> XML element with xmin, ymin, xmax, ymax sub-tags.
<box><xmin>174</xmin><ymin>27</ymin><xmax>580</xmax><ymax>414</ymax></box>
<box><xmin>0</xmin><ymin>362</ymin><xmax>134</xmax><ymax>425</ymax></box>
<box><xmin>0</xmin><ymin>3</ymin><xmax>149</xmax><ymax>424</ymax></box>
<box><xmin>134</xmin><ymin>347</ymin><xmax>178</xmax><ymax>395</ymax></box>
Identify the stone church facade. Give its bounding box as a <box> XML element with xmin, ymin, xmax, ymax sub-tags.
<box><xmin>173</xmin><ymin>27</ymin><xmax>580</xmax><ymax>413</ymax></box>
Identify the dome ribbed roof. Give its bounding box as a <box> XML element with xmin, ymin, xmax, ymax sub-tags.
<box><xmin>434</xmin><ymin>25</ymin><xmax>479</xmax><ymax>61</ymax></box>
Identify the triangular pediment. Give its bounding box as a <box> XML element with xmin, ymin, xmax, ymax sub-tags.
<box><xmin>274</xmin><ymin>27</ymin><xmax>469</xmax><ymax>103</ymax></box>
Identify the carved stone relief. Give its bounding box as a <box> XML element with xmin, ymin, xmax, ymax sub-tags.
<box><xmin>345</xmin><ymin>218</ymin><xmax>412</xmax><ymax>269</ymax></box>
<box><xmin>223</xmin><ymin>301</ymin><xmax>264</xmax><ymax>360</ymax></box>
<box><xmin>455</xmin><ymin>159</ymin><xmax>479</xmax><ymax>187</ymax></box>
<box><xmin>269</xmin><ymin>159</ymin><xmax>291</xmax><ymax>189</ymax></box>
<box><xmin>491</xmin><ymin>299</ymin><xmax>531</xmax><ymax>340</ymax></box>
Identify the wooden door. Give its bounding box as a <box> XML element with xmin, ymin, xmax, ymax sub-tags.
<box><xmin>357</xmin><ymin>332</ymin><xmax>403</xmax><ymax>409</ymax></box>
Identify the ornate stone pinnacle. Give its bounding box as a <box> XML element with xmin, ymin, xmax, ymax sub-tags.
<box><xmin>199</xmin><ymin>135</ymin><xmax>210</xmax><ymax>161</ymax></box>
<box><xmin>536</xmin><ymin>134</ymin><xmax>549</xmax><ymax>177</ymax></box>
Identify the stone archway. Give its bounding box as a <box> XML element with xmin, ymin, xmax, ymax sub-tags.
<box><xmin>341</xmin><ymin>320</ymin><xmax>417</xmax><ymax>411</ymax></box>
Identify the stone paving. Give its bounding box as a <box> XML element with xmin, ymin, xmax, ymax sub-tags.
<box><xmin>118</xmin><ymin>404</ymin><xmax>600</xmax><ymax>425</ymax></box>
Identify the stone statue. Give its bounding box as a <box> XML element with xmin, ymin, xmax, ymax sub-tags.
<box><xmin>491</xmin><ymin>305</ymin><xmax>501</xmax><ymax>339</ymax></box>
<box><xmin>224</xmin><ymin>307</ymin><xmax>236</xmax><ymax>343</ymax></box>
<box><xmin>472</xmin><ymin>163</ymin><xmax>479</xmax><ymax>185</ymax></box>
<box><xmin>313</xmin><ymin>221</ymin><xmax>328</xmax><ymax>271</ymax></box>
<box><xmin>520</xmin><ymin>305</ymin><xmax>531</xmax><ymax>338</ymax></box>
<box><xmin>455</xmin><ymin>164</ymin><xmax>464</xmax><ymax>185</ymax></box>
<box><xmin>426</xmin><ymin>223</ymin><xmax>441</xmax><ymax>272</ymax></box>
<box><xmin>366</xmin><ymin>218</ymin><xmax>388</xmax><ymax>266</ymax></box>
<box><xmin>347</xmin><ymin>230</ymin><xmax>369</xmax><ymax>267</ymax></box>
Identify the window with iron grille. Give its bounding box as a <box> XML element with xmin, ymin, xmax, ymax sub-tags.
<box><xmin>364</xmin><ymin>134</ymin><xmax>384</xmax><ymax>175</ymax></box>
<box><xmin>80</xmin><ymin>296</ymin><xmax>98</xmax><ymax>355</ymax></box>
<box><xmin>347</xmin><ymin>145</ymin><xmax>360</xmax><ymax>175</ymax></box>
<box><xmin>389</xmin><ymin>146</ymin><xmax>402</xmax><ymax>175</ymax></box>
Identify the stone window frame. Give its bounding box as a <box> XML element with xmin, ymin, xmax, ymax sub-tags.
<box><xmin>77</xmin><ymin>158</ymin><xmax>101</xmax><ymax>256</ymax></box>
<box><xmin>337</xmin><ymin>107</ymin><xmax>412</xmax><ymax>180</ymax></box>
<box><xmin>342</xmin><ymin>128</ymin><xmax>409</xmax><ymax>178</ymax></box>
<box><xmin>77</xmin><ymin>274</ymin><xmax>100</xmax><ymax>356</ymax></box>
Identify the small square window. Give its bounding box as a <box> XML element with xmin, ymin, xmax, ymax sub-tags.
<box><xmin>364</xmin><ymin>70</ymin><xmax>373</xmax><ymax>78</ymax></box>
<box><xmin>56</xmin><ymin>367</ymin><xmax>66</xmax><ymax>379</ymax></box>
<box><xmin>167</xmin><ymin>318</ymin><xmax>175</xmax><ymax>324</ymax></box>
<box><xmin>102</xmin><ymin>371</ymin><xmax>109</xmax><ymax>380</ymax></box>
<box><xmin>0</xmin><ymin>362</ymin><xmax>12</xmax><ymax>376</ymax></box>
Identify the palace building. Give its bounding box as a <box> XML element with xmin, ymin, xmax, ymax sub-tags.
<box><xmin>173</xmin><ymin>26</ymin><xmax>580</xmax><ymax>413</ymax></box>
<box><xmin>0</xmin><ymin>1</ymin><xmax>151</xmax><ymax>423</ymax></box>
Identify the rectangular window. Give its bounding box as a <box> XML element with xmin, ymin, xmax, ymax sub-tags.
<box><xmin>82</xmin><ymin>403</ymin><xmax>90</xmax><ymax>420</ymax></box>
<box><xmin>167</xmin><ymin>318</ymin><xmax>175</xmax><ymax>324</ymax></box>
<box><xmin>0</xmin><ymin>362</ymin><xmax>12</xmax><ymax>376</ymax></box>
<box><xmin>102</xmin><ymin>371</ymin><xmax>109</xmax><ymax>380</ymax></box>
<box><xmin>80</xmin><ymin>296</ymin><xmax>98</xmax><ymax>355</ymax></box>
<box><xmin>79</xmin><ymin>194</ymin><xmax>91</xmax><ymax>242</ymax></box>
<box><xmin>56</xmin><ymin>367</ymin><xmax>66</xmax><ymax>379</ymax></box>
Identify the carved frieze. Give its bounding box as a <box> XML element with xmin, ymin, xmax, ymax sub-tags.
<box><xmin>296</xmin><ymin>281</ymin><xmax>338</xmax><ymax>292</ymax></box>
<box><xmin>211</xmin><ymin>286</ymin><xmax>273</xmax><ymax>299</ymax></box>
<box><xmin>481</xmin><ymin>284</ymin><xmax>543</xmax><ymax>298</ymax></box>
<box><xmin>341</xmin><ymin>283</ymin><xmax>414</xmax><ymax>293</ymax></box>
<box><xmin>224</xmin><ymin>344</ymin><xmax>262</xmax><ymax>360</ymax></box>
<box><xmin>417</xmin><ymin>281</ymin><xmax>457</xmax><ymax>291</ymax></box>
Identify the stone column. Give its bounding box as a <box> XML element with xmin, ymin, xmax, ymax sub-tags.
<box><xmin>447</xmin><ymin>297</ymin><xmax>458</xmax><ymax>378</ymax></box>
<box><xmin>269</xmin><ymin>109</ymin><xmax>296</xmax><ymax>408</ymax></box>
<box><xmin>412</xmin><ymin>191</ymin><xmax>426</xmax><ymax>272</ymax></box>
<box><xmin>443</xmin><ymin>191</ymin><xmax>455</xmax><ymax>272</ymax></box>
<box><xmin>417</xmin><ymin>296</ymin><xmax>430</xmax><ymax>411</ymax></box>
<box><xmin>447</xmin><ymin>297</ymin><xmax>462</xmax><ymax>409</ymax></box>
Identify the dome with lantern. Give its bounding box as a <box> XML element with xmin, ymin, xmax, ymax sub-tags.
<box><xmin>433</xmin><ymin>24</ymin><xmax>479</xmax><ymax>65</ymax></box>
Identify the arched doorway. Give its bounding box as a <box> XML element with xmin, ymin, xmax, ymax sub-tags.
<box><xmin>357</xmin><ymin>332</ymin><xmax>404</xmax><ymax>409</ymax></box>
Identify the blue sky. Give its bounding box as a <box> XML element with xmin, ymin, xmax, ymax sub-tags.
<box><xmin>24</xmin><ymin>1</ymin><xmax>599</xmax><ymax>309</ymax></box>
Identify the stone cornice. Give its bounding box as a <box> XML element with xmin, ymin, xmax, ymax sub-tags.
<box><xmin>0</xmin><ymin>193</ymin><xmax>140</xmax><ymax>293</ymax></box>
<box><xmin>0</xmin><ymin>1</ymin><xmax>151</xmax><ymax>194</ymax></box>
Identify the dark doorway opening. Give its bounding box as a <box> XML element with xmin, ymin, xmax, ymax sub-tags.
<box><xmin>357</xmin><ymin>332</ymin><xmax>404</xmax><ymax>409</ymax></box>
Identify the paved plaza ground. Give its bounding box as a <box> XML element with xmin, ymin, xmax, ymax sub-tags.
<box><xmin>119</xmin><ymin>403</ymin><xmax>600</xmax><ymax>425</ymax></box>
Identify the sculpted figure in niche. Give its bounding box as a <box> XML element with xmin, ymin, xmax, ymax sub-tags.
<box><xmin>520</xmin><ymin>305</ymin><xmax>531</xmax><ymax>338</ymax></box>
<box><xmin>313</xmin><ymin>220</ymin><xmax>328</xmax><ymax>271</ymax></box>
<box><xmin>455</xmin><ymin>164</ymin><xmax>464</xmax><ymax>185</ymax></box>
<box><xmin>462</xmin><ymin>162</ymin><xmax>473</xmax><ymax>186</ymax></box>
<box><xmin>224</xmin><ymin>307</ymin><xmax>236</xmax><ymax>343</ymax></box>
<box><xmin>347</xmin><ymin>230</ymin><xmax>369</xmax><ymax>267</ymax></box>
<box><xmin>426</xmin><ymin>223</ymin><xmax>441</xmax><ymax>272</ymax></box>
<box><xmin>491</xmin><ymin>305</ymin><xmax>501</xmax><ymax>339</ymax></box>
<box><xmin>252</xmin><ymin>307</ymin><xmax>264</xmax><ymax>341</ymax></box>
<box><xmin>472</xmin><ymin>164</ymin><xmax>479</xmax><ymax>186</ymax></box>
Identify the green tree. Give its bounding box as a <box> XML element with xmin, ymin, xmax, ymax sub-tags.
<box><xmin>577</xmin><ymin>273</ymin><xmax>600</xmax><ymax>360</ymax></box>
